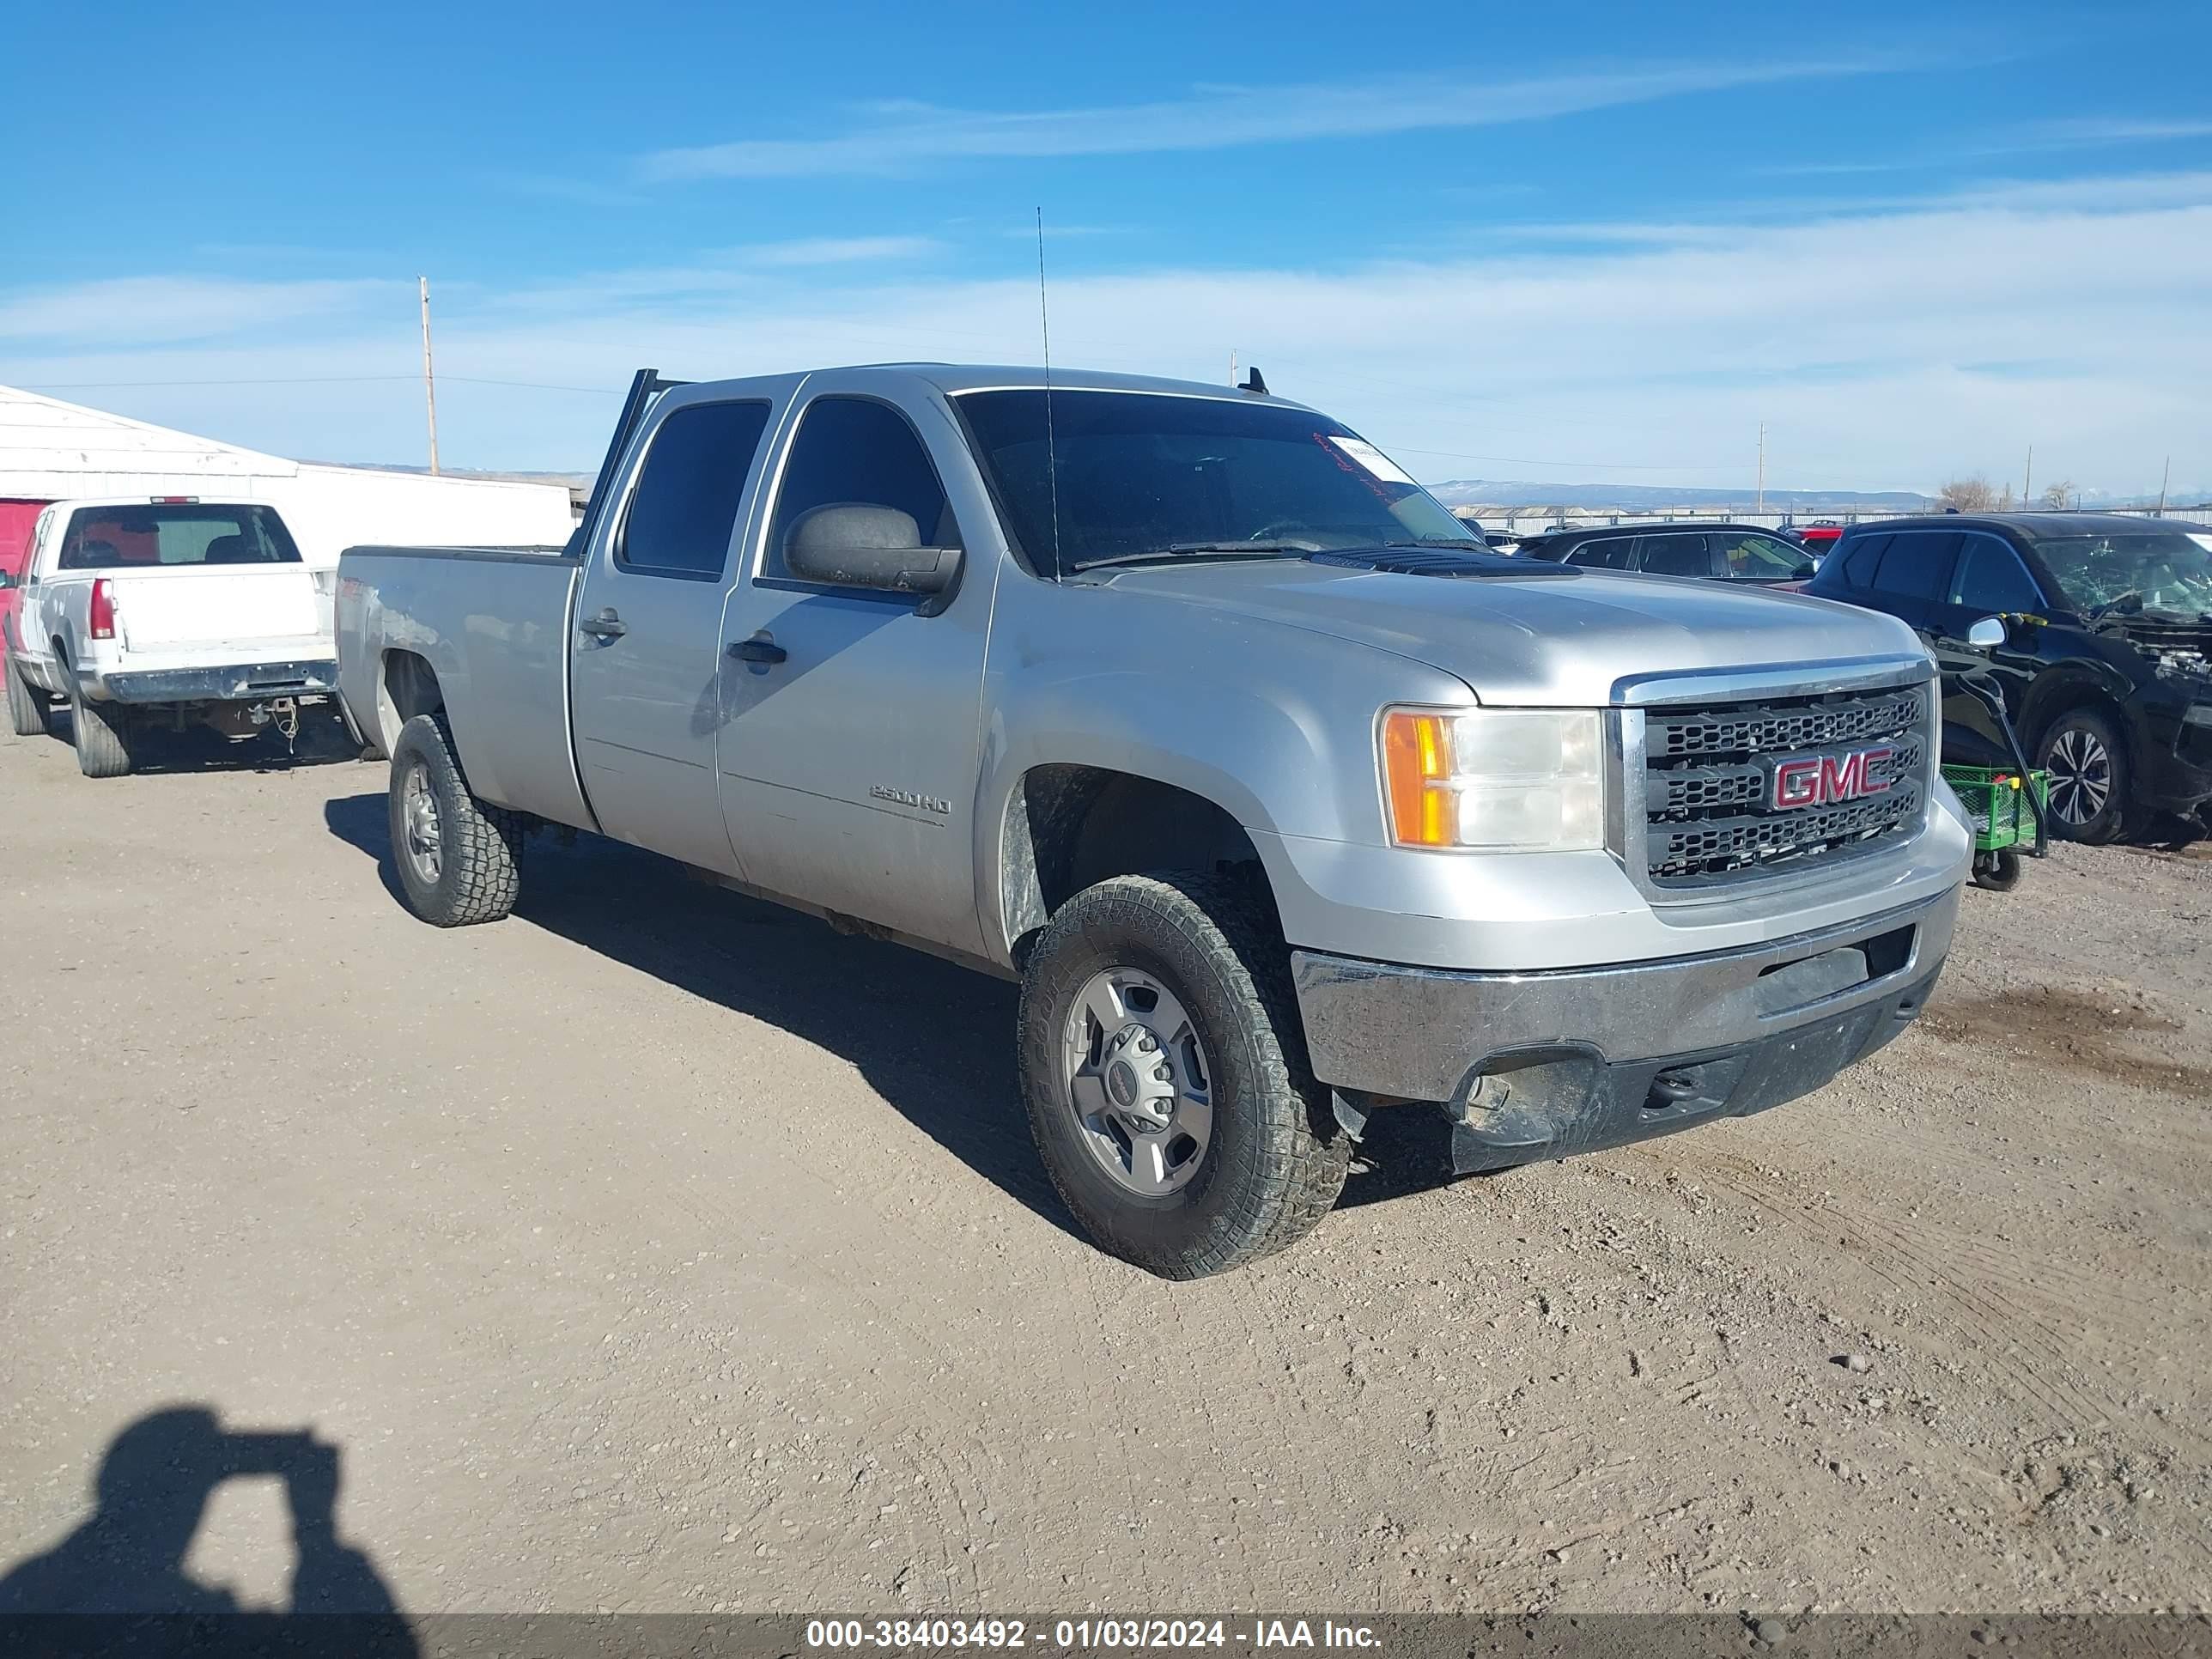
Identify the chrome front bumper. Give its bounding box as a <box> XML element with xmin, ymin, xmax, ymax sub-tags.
<box><xmin>1291</xmin><ymin>884</ymin><xmax>1959</xmax><ymax>1106</ymax></box>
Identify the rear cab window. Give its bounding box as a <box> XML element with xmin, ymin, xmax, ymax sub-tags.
<box><xmin>58</xmin><ymin>504</ymin><xmax>301</xmax><ymax>569</ymax></box>
<box><xmin>617</xmin><ymin>400</ymin><xmax>773</xmax><ymax>580</ymax></box>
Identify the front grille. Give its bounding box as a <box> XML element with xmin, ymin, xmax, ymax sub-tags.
<box><xmin>1641</xmin><ymin>685</ymin><xmax>1929</xmax><ymax>887</ymax></box>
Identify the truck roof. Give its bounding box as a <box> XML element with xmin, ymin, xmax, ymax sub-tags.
<box><xmin>35</xmin><ymin>494</ymin><xmax>283</xmax><ymax>514</ymax></box>
<box><xmin>692</xmin><ymin>363</ymin><xmax>1320</xmax><ymax>411</ymax></box>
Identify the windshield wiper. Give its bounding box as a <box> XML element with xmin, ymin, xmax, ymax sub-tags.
<box><xmin>1385</xmin><ymin>538</ymin><xmax>1484</xmax><ymax>550</ymax></box>
<box><xmin>1067</xmin><ymin>541</ymin><xmax>1314</xmax><ymax>574</ymax></box>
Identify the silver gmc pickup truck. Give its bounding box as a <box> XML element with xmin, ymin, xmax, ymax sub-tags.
<box><xmin>336</xmin><ymin>365</ymin><xmax>1972</xmax><ymax>1278</ymax></box>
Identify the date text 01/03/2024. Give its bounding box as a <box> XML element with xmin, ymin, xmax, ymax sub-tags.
<box><xmin>803</xmin><ymin>1620</ymin><xmax>1382</xmax><ymax>1650</ymax></box>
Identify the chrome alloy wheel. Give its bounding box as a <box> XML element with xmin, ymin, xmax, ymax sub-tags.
<box><xmin>1061</xmin><ymin>968</ymin><xmax>1215</xmax><ymax>1196</ymax></box>
<box><xmin>401</xmin><ymin>758</ymin><xmax>444</xmax><ymax>884</ymax></box>
<box><xmin>2045</xmin><ymin>724</ymin><xmax>2112</xmax><ymax>828</ymax></box>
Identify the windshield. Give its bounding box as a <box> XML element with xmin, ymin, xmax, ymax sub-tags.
<box><xmin>954</xmin><ymin>390</ymin><xmax>1473</xmax><ymax>574</ymax></box>
<box><xmin>58</xmin><ymin>504</ymin><xmax>301</xmax><ymax>570</ymax></box>
<box><xmin>2030</xmin><ymin>529</ymin><xmax>2212</xmax><ymax>618</ymax></box>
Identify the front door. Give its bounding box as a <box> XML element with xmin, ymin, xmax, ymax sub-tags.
<box><xmin>568</xmin><ymin>387</ymin><xmax>787</xmax><ymax>877</ymax></box>
<box><xmin>716</xmin><ymin>379</ymin><xmax>997</xmax><ymax>957</ymax></box>
<box><xmin>1930</xmin><ymin>531</ymin><xmax>2049</xmax><ymax>765</ymax></box>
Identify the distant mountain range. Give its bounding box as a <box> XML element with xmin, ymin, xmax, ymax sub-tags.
<box><xmin>1427</xmin><ymin>478</ymin><xmax>2211</xmax><ymax>513</ymax></box>
<box><xmin>1426</xmin><ymin>480</ymin><xmax>1936</xmax><ymax>512</ymax></box>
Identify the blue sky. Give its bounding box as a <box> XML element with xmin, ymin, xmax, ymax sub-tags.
<box><xmin>5</xmin><ymin>0</ymin><xmax>2210</xmax><ymax>497</ymax></box>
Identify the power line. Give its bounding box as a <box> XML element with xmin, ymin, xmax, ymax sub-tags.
<box><xmin>19</xmin><ymin>374</ymin><xmax>623</xmax><ymax>393</ymax></box>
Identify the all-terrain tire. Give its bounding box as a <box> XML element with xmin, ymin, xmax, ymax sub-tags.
<box><xmin>5</xmin><ymin>649</ymin><xmax>51</xmax><ymax>738</ymax></box>
<box><xmin>1017</xmin><ymin>870</ymin><xmax>1351</xmax><ymax>1279</ymax></box>
<box><xmin>387</xmin><ymin>713</ymin><xmax>523</xmax><ymax>927</ymax></box>
<box><xmin>70</xmin><ymin>687</ymin><xmax>132</xmax><ymax>777</ymax></box>
<box><xmin>2034</xmin><ymin>707</ymin><xmax>2138</xmax><ymax>845</ymax></box>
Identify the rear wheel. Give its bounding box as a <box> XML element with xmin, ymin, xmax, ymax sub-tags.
<box><xmin>2035</xmin><ymin>708</ymin><xmax>2136</xmax><ymax>844</ymax></box>
<box><xmin>1017</xmin><ymin>871</ymin><xmax>1350</xmax><ymax>1279</ymax></box>
<box><xmin>70</xmin><ymin>687</ymin><xmax>132</xmax><ymax>777</ymax></box>
<box><xmin>386</xmin><ymin>713</ymin><xmax>523</xmax><ymax>926</ymax></box>
<box><xmin>5</xmin><ymin>649</ymin><xmax>52</xmax><ymax>738</ymax></box>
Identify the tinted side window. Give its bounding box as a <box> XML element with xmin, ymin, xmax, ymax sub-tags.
<box><xmin>1951</xmin><ymin>535</ymin><xmax>2044</xmax><ymax>613</ymax></box>
<box><xmin>765</xmin><ymin>398</ymin><xmax>957</xmax><ymax>583</ymax></box>
<box><xmin>1565</xmin><ymin>537</ymin><xmax>1634</xmax><ymax>569</ymax></box>
<box><xmin>619</xmin><ymin>400</ymin><xmax>772</xmax><ymax>579</ymax></box>
<box><xmin>1838</xmin><ymin>532</ymin><xmax>1890</xmax><ymax>587</ymax></box>
<box><xmin>1870</xmin><ymin>531</ymin><xmax>1960</xmax><ymax>601</ymax></box>
<box><xmin>1636</xmin><ymin>532</ymin><xmax>1716</xmax><ymax>577</ymax></box>
<box><xmin>1717</xmin><ymin>532</ymin><xmax>1808</xmax><ymax>579</ymax></box>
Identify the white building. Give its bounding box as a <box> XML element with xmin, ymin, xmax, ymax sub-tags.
<box><xmin>0</xmin><ymin>383</ymin><xmax>578</xmax><ymax>568</ymax></box>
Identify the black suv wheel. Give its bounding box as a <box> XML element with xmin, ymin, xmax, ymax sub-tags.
<box><xmin>2036</xmin><ymin>708</ymin><xmax>2136</xmax><ymax>844</ymax></box>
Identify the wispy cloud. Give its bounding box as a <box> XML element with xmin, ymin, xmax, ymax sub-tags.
<box><xmin>2026</xmin><ymin>116</ymin><xmax>2212</xmax><ymax>147</ymax></box>
<box><xmin>1759</xmin><ymin>113</ymin><xmax>2212</xmax><ymax>178</ymax></box>
<box><xmin>8</xmin><ymin>169</ymin><xmax>2208</xmax><ymax>497</ymax></box>
<box><xmin>744</xmin><ymin>235</ymin><xmax>942</xmax><ymax>265</ymax></box>
<box><xmin>0</xmin><ymin>276</ymin><xmax>396</xmax><ymax>347</ymax></box>
<box><xmin>641</xmin><ymin>60</ymin><xmax>1893</xmax><ymax>180</ymax></box>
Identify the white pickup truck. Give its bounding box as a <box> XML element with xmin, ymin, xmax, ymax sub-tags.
<box><xmin>2</xmin><ymin>497</ymin><xmax>338</xmax><ymax>777</ymax></box>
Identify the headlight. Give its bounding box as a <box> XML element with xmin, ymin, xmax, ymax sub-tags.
<box><xmin>1379</xmin><ymin>707</ymin><xmax>1604</xmax><ymax>851</ymax></box>
<box><xmin>2184</xmin><ymin>704</ymin><xmax>2212</xmax><ymax>729</ymax></box>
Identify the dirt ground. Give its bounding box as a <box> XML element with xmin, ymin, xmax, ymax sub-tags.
<box><xmin>1</xmin><ymin>723</ymin><xmax>2207</xmax><ymax>1618</ymax></box>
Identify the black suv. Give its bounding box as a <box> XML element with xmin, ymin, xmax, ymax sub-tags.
<box><xmin>1806</xmin><ymin>514</ymin><xmax>2212</xmax><ymax>841</ymax></box>
<box><xmin>1519</xmin><ymin>522</ymin><xmax>1817</xmax><ymax>583</ymax></box>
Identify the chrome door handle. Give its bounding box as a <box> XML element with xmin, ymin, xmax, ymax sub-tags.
<box><xmin>579</xmin><ymin>608</ymin><xmax>627</xmax><ymax>640</ymax></box>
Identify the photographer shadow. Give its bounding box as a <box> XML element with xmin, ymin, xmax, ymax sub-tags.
<box><xmin>0</xmin><ymin>1405</ymin><xmax>415</xmax><ymax>1653</ymax></box>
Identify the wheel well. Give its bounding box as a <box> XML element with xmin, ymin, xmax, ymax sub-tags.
<box><xmin>378</xmin><ymin>650</ymin><xmax>444</xmax><ymax>750</ymax></box>
<box><xmin>2025</xmin><ymin>686</ymin><xmax>2129</xmax><ymax>761</ymax></box>
<box><xmin>999</xmin><ymin>765</ymin><xmax>1268</xmax><ymax>962</ymax></box>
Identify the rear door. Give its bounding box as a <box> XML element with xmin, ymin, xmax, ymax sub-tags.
<box><xmin>568</xmin><ymin>380</ymin><xmax>794</xmax><ymax>877</ymax></box>
<box><xmin>715</xmin><ymin>374</ymin><xmax>1000</xmax><ymax>955</ymax></box>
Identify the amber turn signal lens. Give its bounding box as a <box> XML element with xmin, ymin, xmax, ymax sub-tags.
<box><xmin>1381</xmin><ymin>710</ymin><xmax>1455</xmax><ymax>847</ymax></box>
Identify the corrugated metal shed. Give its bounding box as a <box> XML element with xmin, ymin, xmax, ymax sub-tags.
<box><xmin>0</xmin><ymin>384</ymin><xmax>578</xmax><ymax>565</ymax></box>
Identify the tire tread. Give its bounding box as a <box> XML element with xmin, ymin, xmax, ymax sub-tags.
<box><xmin>1018</xmin><ymin>869</ymin><xmax>1350</xmax><ymax>1278</ymax></box>
<box><xmin>391</xmin><ymin>713</ymin><xmax>523</xmax><ymax>926</ymax></box>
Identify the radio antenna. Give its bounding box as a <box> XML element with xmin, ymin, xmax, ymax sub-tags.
<box><xmin>1036</xmin><ymin>207</ymin><xmax>1064</xmax><ymax>575</ymax></box>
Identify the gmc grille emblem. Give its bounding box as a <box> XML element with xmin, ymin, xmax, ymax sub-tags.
<box><xmin>1768</xmin><ymin>746</ymin><xmax>1894</xmax><ymax>811</ymax></box>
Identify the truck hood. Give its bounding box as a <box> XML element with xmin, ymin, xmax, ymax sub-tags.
<box><xmin>1091</xmin><ymin>556</ymin><xmax>1929</xmax><ymax>705</ymax></box>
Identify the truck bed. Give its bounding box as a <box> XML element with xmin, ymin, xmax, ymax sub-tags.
<box><xmin>336</xmin><ymin>543</ymin><xmax>594</xmax><ymax>829</ymax></box>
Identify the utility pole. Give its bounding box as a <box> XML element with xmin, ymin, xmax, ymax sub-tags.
<box><xmin>1229</xmin><ymin>348</ymin><xmax>1237</xmax><ymax>388</ymax></box>
<box><xmin>418</xmin><ymin>276</ymin><xmax>441</xmax><ymax>476</ymax></box>
<box><xmin>2023</xmin><ymin>443</ymin><xmax>2032</xmax><ymax>506</ymax></box>
<box><xmin>1755</xmin><ymin>421</ymin><xmax>1765</xmax><ymax>514</ymax></box>
<box><xmin>2159</xmin><ymin>455</ymin><xmax>2171</xmax><ymax>515</ymax></box>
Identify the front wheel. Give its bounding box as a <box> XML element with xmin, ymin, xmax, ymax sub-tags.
<box><xmin>386</xmin><ymin>714</ymin><xmax>523</xmax><ymax>926</ymax></box>
<box><xmin>1017</xmin><ymin>871</ymin><xmax>1350</xmax><ymax>1279</ymax></box>
<box><xmin>2035</xmin><ymin>708</ymin><xmax>2136</xmax><ymax>844</ymax></box>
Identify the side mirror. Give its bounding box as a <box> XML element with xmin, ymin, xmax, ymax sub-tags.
<box><xmin>784</xmin><ymin>504</ymin><xmax>964</xmax><ymax>606</ymax></box>
<box><xmin>1966</xmin><ymin>616</ymin><xmax>2007</xmax><ymax>651</ymax></box>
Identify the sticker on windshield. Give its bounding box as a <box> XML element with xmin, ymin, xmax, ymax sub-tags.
<box><xmin>1328</xmin><ymin>436</ymin><xmax>1418</xmax><ymax>487</ymax></box>
<box><xmin>2189</xmin><ymin>533</ymin><xmax>2212</xmax><ymax>556</ymax></box>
